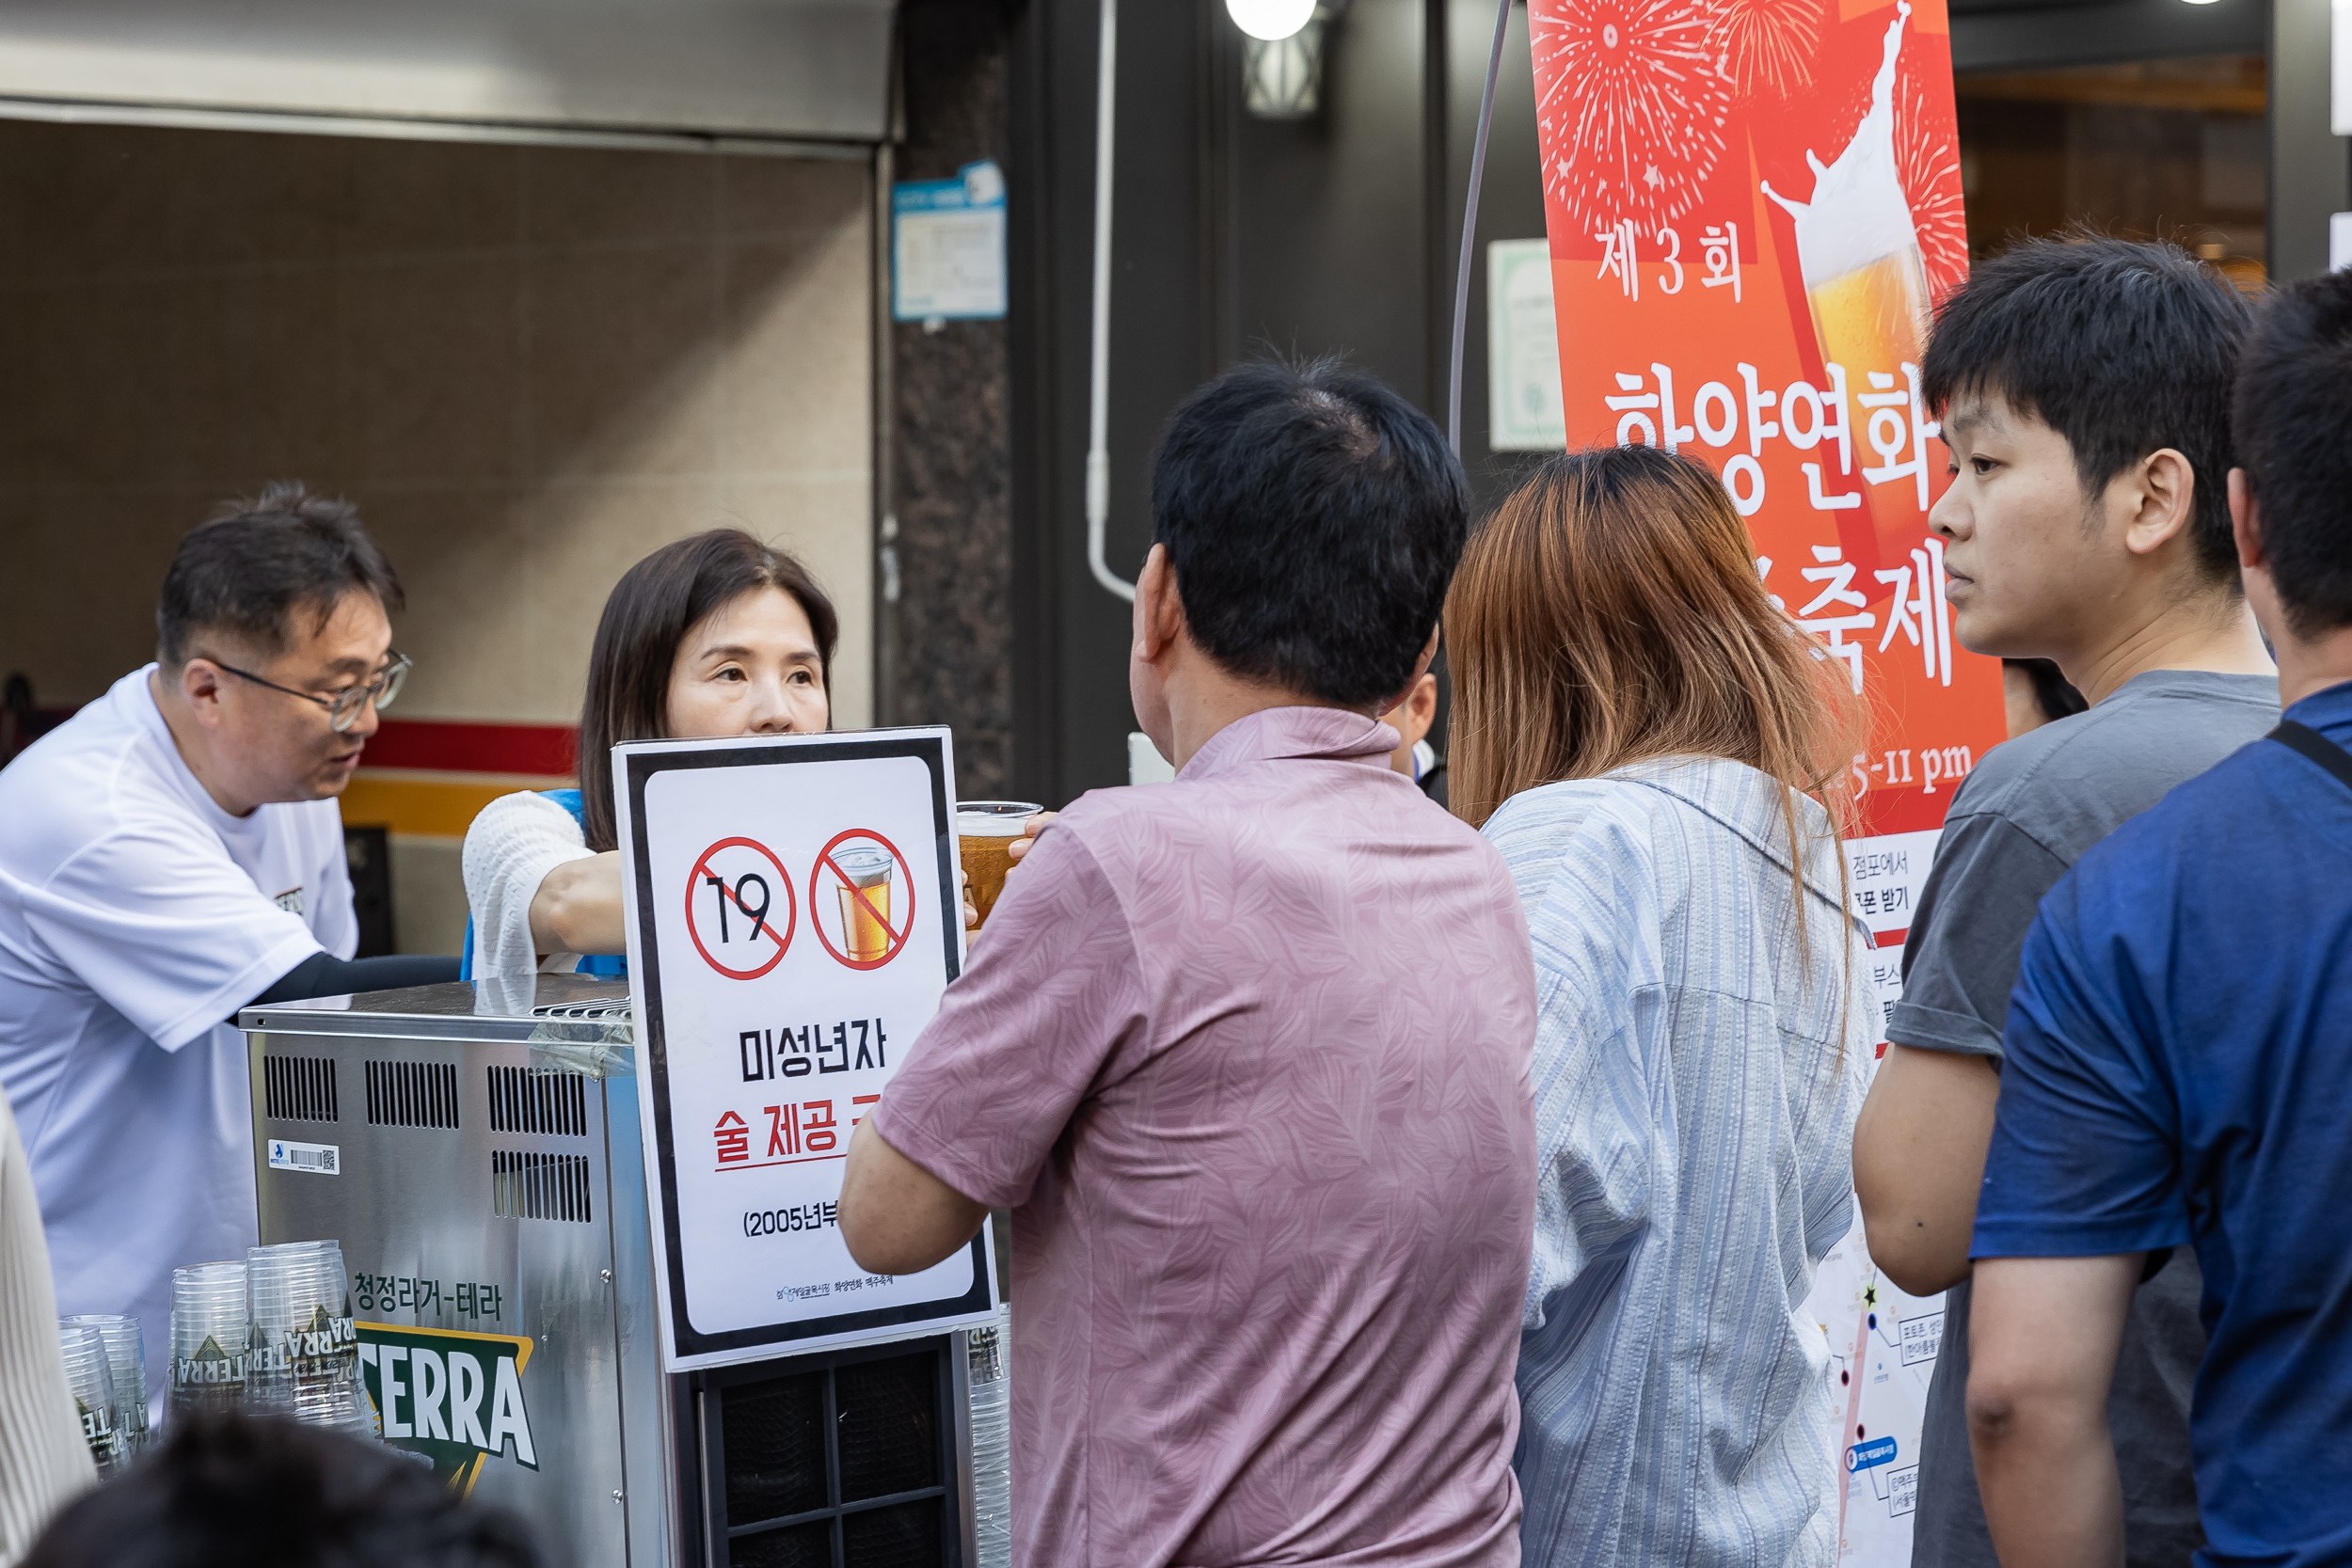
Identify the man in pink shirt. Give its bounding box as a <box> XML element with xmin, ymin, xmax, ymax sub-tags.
<box><xmin>840</xmin><ymin>358</ymin><xmax>1538</xmax><ymax>1567</ymax></box>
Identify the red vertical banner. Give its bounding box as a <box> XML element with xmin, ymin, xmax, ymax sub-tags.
<box><xmin>1527</xmin><ymin>6</ymin><xmax>1997</xmax><ymax>1557</ymax></box>
<box><xmin>1529</xmin><ymin>0</ymin><xmax>2002</xmax><ymax>945</ymax></box>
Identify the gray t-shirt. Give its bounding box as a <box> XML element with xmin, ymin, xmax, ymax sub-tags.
<box><xmin>1896</xmin><ymin>669</ymin><xmax>2279</xmax><ymax>1568</ymax></box>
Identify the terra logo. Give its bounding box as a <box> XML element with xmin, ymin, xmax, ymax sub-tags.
<box><xmin>357</xmin><ymin>1323</ymin><xmax>537</xmax><ymax>1491</ymax></box>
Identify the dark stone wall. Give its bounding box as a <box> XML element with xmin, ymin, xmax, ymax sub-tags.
<box><xmin>889</xmin><ymin>0</ymin><xmax>1017</xmax><ymax>799</ymax></box>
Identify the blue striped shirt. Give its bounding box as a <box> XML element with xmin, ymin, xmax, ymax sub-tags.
<box><xmin>1486</xmin><ymin>757</ymin><xmax>1870</xmax><ymax>1568</ymax></box>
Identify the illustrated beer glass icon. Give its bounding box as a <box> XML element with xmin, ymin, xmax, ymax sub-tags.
<box><xmin>1762</xmin><ymin>3</ymin><xmax>1931</xmax><ymax>563</ymax></box>
<box><xmin>834</xmin><ymin>845</ymin><xmax>896</xmax><ymax>961</ymax></box>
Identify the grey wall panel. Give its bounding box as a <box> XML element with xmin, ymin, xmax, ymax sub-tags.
<box><xmin>0</xmin><ymin>0</ymin><xmax>895</xmax><ymax>142</ymax></box>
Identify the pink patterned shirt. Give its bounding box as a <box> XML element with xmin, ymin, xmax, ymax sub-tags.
<box><xmin>872</xmin><ymin>705</ymin><xmax>1537</xmax><ymax>1568</ymax></box>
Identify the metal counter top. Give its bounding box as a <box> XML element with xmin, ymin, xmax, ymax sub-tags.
<box><xmin>239</xmin><ymin>971</ymin><xmax>634</xmax><ymax>1046</ymax></box>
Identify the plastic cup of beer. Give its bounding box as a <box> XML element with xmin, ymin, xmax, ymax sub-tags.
<box><xmin>834</xmin><ymin>845</ymin><xmax>897</xmax><ymax>961</ymax></box>
<box><xmin>957</xmin><ymin>801</ymin><xmax>1043</xmax><ymax>931</ymax></box>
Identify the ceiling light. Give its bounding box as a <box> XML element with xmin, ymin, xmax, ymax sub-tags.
<box><xmin>1227</xmin><ymin>0</ymin><xmax>1316</xmax><ymax>41</ymax></box>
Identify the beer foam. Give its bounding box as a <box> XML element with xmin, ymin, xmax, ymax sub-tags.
<box><xmin>1760</xmin><ymin>3</ymin><xmax>1917</xmax><ymax>289</ymax></box>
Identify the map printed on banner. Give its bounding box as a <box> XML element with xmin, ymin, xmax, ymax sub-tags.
<box><xmin>615</xmin><ymin>728</ymin><xmax>996</xmax><ymax>1372</ymax></box>
<box><xmin>1527</xmin><ymin>2</ymin><xmax>2001</xmax><ymax>1561</ymax></box>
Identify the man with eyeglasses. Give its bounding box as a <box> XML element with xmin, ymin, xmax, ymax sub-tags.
<box><xmin>0</xmin><ymin>483</ymin><xmax>455</xmax><ymax>1405</ymax></box>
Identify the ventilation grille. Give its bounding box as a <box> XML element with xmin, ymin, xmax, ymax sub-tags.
<box><xmin>486</xmin><ymin>1066</ymin><xmax>588</xmax><ymax>1137</ymax></box>
<box><xmin>364</xmin><ymin>1060</ymin><xmax>460</xmax><ymax>1130</ymax></box>
<box><xmin>531</xmin><ymin>994</ymin><xmax>630</xmax><ymax>1020</ymax></box>
<box><xmin>262</xmin><ymin>1055</ymin><xmax>339</xmax><ymax>1123</ymax></box>
<box><xmin>492</xmin><ymin>1151</ymin><xmax>593</xmax><ymax>1223</ymax></box>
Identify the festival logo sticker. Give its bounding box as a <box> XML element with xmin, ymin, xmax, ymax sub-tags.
<box><xmin>358</xmin><ymin>1323</ymin><xmax>538</xmax><ymax>1492</ymax></box>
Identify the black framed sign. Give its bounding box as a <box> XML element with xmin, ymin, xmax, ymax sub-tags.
<box><xmin>614</xmin><ymin>728</ymin><xmax>995</xmax><ymax>1370</ymax></box>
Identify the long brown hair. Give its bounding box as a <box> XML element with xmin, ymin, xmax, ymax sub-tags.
<box><xmin>577</xmin><ymin>530</ymin><xmax>838</xmax><ymax>852</ymax></box>
<box><xmin>1446</xmin><ymin>446</ymin><xmax>1867</xmax><ymax>949</ymax></box>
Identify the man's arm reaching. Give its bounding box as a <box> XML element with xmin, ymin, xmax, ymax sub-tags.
<box><xmin>241</xmin><ymin>951</ymin><xmax>461</xmax><ymax>1018</ymax></box>
<box><xmin>1853</xmin><ymin>1042</ymin><xmax>2002</xmax><ymax>1295</ymax></box>
<box><xmin>1968</xmin><ymin>1252</ymin><xmax>2141</xmax><ymax>1568</ymax></box>
<box><xmin>839</xmin><ymin>1119</ymin><xmax>988</xmax><ymax>1276</ymax></box>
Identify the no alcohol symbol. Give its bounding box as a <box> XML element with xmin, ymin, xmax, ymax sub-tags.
<box><xmin>685</xmin><ymin>837</ymin><xmax>797</xmax><ymax>980</ymax></box>
<box><xmin>811</xmin><ymin>829</ymin><xmax>914</xmax><ymax>972</ymax></box>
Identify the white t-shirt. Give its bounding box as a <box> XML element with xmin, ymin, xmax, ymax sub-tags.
<box><xmin>0</xmin><ymin>667</ymin><xmax>353</xmax><ymax>1406</ymax></box>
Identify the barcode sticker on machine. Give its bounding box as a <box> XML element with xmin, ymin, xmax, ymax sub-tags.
<box><xmin>268</xmin><ymin>1139</ymin><xmax>340</xmax><ymax>1176</ymax></box>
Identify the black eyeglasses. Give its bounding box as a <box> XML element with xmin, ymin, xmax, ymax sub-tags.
<box><xmin>206</xmin><ymin>652</ymin><xmax>412</xmax><ymax>734</ymax></box>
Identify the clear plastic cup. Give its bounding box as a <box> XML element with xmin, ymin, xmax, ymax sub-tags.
<box><xmin>247</xmin><ymin>1241</ymin><xmax>370</xmax><ymax>1436</ymax></box>
<box><xmin>957</xmin><ymin>801</ymin><xmax>1044</xmax><ymax>931</ymax></box>
<box><xmin>56</xmin><ymin>1322</ymin><xmax>120</xmax><ymax>1474</ymax></box>
<box><xmin>169</xmin><ymin>1260</ymin><xmax>251</xmax><ymax>1418</ymax></box>
<box><xmin>60</xmin><ymin>1315</ymin><xmax>146</xmax><ymax>1461</ymax></box>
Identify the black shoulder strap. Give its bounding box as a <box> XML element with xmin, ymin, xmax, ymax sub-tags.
<box><xmin>2268</xmin><ymin>721</ymin><xmax>2352</xmax><ymax>795</ymax></box>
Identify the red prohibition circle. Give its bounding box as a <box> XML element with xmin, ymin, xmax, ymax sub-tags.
<box><xmin>810</xmin><ymin>827</ymin><xmax>915</xmax><ymax>972</ymax></box>
<box><xmin>685</xmin><ymin>836</ymin><xmax>797</xmax><ymax>980</ymax></box>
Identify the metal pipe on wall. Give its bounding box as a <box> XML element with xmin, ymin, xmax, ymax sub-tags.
<box><xmin>1085</xmin><ymin>0</ymin><xmax>1137</xmax><ymax>603</ymax></box>
<box><xmin>1447</xmin><ymin>0</ymin><xmax>1513</xmax><ymax>458</ymax></box>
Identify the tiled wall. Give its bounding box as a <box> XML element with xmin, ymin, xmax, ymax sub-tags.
<box><xmin>0</xmin><ymin>120</ymin><xmax>875</xmax><ymax>953</ymax></box>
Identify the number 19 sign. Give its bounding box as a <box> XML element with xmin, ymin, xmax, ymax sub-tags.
<box><xmin>614</xmin><ymin>727</ymin><xmax>996</xmax><ymax>1370</ymax></box>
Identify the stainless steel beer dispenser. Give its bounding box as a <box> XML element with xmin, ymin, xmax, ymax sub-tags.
<box><xmin>243</xmin><ymin>974</ymin><xmax>1002</xmax><ymax>1568</ymax></box>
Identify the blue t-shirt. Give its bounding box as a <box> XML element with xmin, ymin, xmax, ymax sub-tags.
<box><xmin>1975</xmin><ymin>678</ymin><xmax>2352</xmax><ymax>1568</ymax></box>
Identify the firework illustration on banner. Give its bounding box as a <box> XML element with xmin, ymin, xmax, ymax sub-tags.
<box><xmin>1533</xmin><ymin>0</ymin><xmax>1732</xmax><ymax>241</ymax></box>
<box><xmin>1708</xmin><ymin>0</ymin><xmax>1824</xmax><ymax>102</ymax></box>
<box><xmin>1530</xmin><ymin>0</ymin><xmax>2001</xmax><ymax>847</ymax></box>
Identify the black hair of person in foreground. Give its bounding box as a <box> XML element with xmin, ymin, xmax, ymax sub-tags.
<box><xmin>24</xmin><ymin>1415</ymin><xmax>542</xmax><ymax>1568</ymax></box>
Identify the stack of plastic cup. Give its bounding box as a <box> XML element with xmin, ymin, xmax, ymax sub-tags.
<box><xmin>967</xmin><ymin>1305</ymin><xmax>1012</xmax><ymax>1568</ymax></box>
<box><xmin>56</xmin><ymin>1322</ymin><xmax>120</xmax><ymax>1475</ymax></box>
<box><xmin>247</xmin><ymin>1240</ymin><xmax>370</xmax><ymax>1436</ymax></box>
<box><xmin>169</xmin><ymin>1260</ymin><xmax>251</xmax><ymax>1418</ymax></box>
<box><xmin>60</xmin><ymin>1315</ymin><xmax>146</xmax><ymax>1462</ymax></box>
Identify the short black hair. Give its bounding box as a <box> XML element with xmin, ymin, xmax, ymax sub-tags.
<box><xmin>158</xmin><ymin>482</ymin><xmax>404</xmax><ymax>668</ymax></box>
<box><xmin>577</xmin><ymin>529</ymin><xmax>839</xmax><ymax>852</ymax></box>
<box><xmin>24</xmin><ymin>1413</ymin><xmax>543</xmax><ymax>1568</ymax></box>
<box><xmin>1920</xmin><ymin>234</ymin><xmax>2253</xmax><ymax>583</ymax></box>
<box><xmin>1149</xmin><ymin>356</ymin><xmax>1470</xmax><ymax>706</ymax></box>
<box><xmin>2233</xmin><ymin>268</ymin><xmax>2352</xmax><ymax>636</ymax></box>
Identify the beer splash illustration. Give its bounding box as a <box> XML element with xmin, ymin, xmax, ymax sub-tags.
<box><xmin>1760</xmin><ymin>2</ymin><xmax>1928</xmax><ymax>356</ymax></box>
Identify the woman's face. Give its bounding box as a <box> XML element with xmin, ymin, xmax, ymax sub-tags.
<box><xmin>664</xmin><ymin>586</ymin><xmax>830</xmax><ymax>739</ymax></box>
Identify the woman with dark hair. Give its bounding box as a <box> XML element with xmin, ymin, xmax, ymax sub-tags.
<box><xmin>2000</xmin><ymin>656</ymin><xmax>2089</xmax><ymax>736</ymax></box>
<box><xmin>461</xmin><ymin>530</ymin><xmax>836</xmax><ymax>980</ymax></box>
<box><xmin>1446</xmin><ymin>445</ymin><xmax>1873</xmax><ymax>1567</ymax></box>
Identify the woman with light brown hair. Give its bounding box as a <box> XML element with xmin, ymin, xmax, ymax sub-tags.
<box><xmin>1451</xmin><ymin>444</ymin><xmax>1874</xmax><ymax>1568</ymax></box>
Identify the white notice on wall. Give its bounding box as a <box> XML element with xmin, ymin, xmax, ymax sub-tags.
<box><xmin>893</xmin><ymin>158</ymin><xmax>1008</xmax><ymax>323</ymax></box>
<box><xmin>615</xmin><ymin>728</ymin><xmax>995</xmax><ymax>1371</ymax></box>
<box><xmin>1487</xmin><ymin>238</ymin><xmax>1567</xmax><ymax>451</ymax></box>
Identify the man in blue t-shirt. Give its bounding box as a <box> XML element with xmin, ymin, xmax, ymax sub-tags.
<box><xmin>1967</xmin><ymin>270</ymin><xmax>2352</xmax><ymax>1567</ymax></box>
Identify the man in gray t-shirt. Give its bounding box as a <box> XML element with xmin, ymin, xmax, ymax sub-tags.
<box><xmin>1893</xmin><ymin>671</ymin><xmax>2276</xmax><ymax>1567</ymax></box>
<box><xmin>1851</xmin><ymin>236</ymin><xmax>2277</xmax><ymax>1568</ymax></box>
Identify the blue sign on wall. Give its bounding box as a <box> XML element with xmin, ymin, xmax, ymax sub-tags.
<box><xmin>891</xmin><ymin>159</ymin><xmax>1007</xmax><ymax>324</ymax></box>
